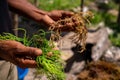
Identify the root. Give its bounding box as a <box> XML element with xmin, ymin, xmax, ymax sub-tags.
<box><xmin>49</xmin><ymin>11</ymin><xmax>93</xmax><ymax>52</ymax></box>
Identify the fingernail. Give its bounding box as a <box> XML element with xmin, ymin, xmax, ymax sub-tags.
<box><xmin>35</xmin><ymin>49</ymin><xmax>42</xmax><ymax>55</ymax></box>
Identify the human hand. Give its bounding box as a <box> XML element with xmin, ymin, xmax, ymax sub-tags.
<box><xmin>0</xmin><ymin>40</ymin><xmax>42</xmax><ymax>68</ymax></box>
<box><xmin>7</xmin><ymin>0</ymin><xmax>77</xmax><ymax>31</ymax></box>
<box><xmin>37</xmin><ymin>10</ymin><xmax>77</xmax><ymax>31</ymax></box>
<box><xmin>47</xmin><ymin>10</ymin><xmax>74</xmax><ymax>21</ymax></box>
<box><xmin>47</xmin><ymin>10</ymin><xmax>81</xmax><ymax>31</ymax></box>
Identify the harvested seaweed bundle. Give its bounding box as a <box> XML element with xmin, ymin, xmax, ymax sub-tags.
<box><xmin>0</xmin><ymin>29</ymin><xmax>65</xmax><ymax>80</ymax></box>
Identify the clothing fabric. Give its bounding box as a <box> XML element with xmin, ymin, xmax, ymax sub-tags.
<box><xmin>0</xmin><ymin>0</ymin><xmax>13</xmax><ymax>34</ymax></box>
<box><xmin>0</xmin><ymin>61</ymin><xmax>18</xmax><ymax>80</ymax></box>
<box><xmin>0</xmin><ymin>0</ymin><xmax>13</xmax><ymax>60</ymax></box>
<box><xmin>0</xmin><ymin>0</ymin><xmax>18</xmax><ymax>80</ymax></box>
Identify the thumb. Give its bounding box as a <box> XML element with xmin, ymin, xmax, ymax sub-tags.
<box><xmin>41</xmin><ymin>15</ymin><xmax>55</xmax><ymax>27</ymax></box>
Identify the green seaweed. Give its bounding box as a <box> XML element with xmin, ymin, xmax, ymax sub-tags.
<box><xmin>0</xmin><ymin>29</ymin><xmax>65</xmax><ymax>80</ymax></box>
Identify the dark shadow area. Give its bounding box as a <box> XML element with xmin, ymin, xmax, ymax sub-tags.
<box><xmin>97</xmin><ymin>3</ymin><xmax>110</xmax><ymax>12</ymax></box>
<box><xmin>64</xmin><ymin>43</ymin><xmax>93</xmax><ymax>72</ymax></box>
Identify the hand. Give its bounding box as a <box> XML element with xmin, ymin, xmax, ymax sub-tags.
<box><xmin>37</xmin><ymin>10</ymin><xmax>76</xmax><ymax>31</ymax></box>
<box><xmin>0</xmin><ymin>40</ymin><xmax>42</xmax><ymax>68</ymax></box>
<box><xmin>7</xmin><ymin>0</ymin><xmax>76</xmax><ymax>31</ymax></box>
<box><xmin>47</xmin><ymin>10</ymin><xmax>74</xmax><ymax>21</ymax></box>
<box><xmin>48</xmin><ymin>10</ymin><xmax>76</xmax><ymax>31</ymax></box>
<box><xmin>47</xmin><ymin>10</ymin><xmax>77</xmax><ymax>31</ymax></box>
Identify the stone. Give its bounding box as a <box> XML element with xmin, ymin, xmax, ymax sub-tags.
<box><xmin>103</xmin><ymin>46</ymin><xmax>120</xmax><ymax>62</ymax></box>
<box><xmin>86</xmin><ymin>27</ymin><xmax>111</xmax><ymax>61</ymax></box>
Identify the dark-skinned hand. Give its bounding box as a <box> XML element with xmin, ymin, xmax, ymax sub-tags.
<box><xmin>0</xmin><ymin>40</ymin><xmax>42</xmax><ymax>68</ymax></box>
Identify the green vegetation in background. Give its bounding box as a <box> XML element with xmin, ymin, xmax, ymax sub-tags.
<box><xmin>110</xmin><ymin>33</ymin><xmax>120</xmax><ymax>47</ymax></box>
<box><xmin>28</xmin><ymin>0</ymin><xmax>118</xmax><ymax>25</ymax></box>
<box><xmin>29</xmin><ymin>0</ymin><xmax>97</xmax><ymax>11</ymax></box>
<box><xmin>29</xmin><ymin>0</ymin><xmax>80</xmax><ymax>11</ymax></box>
<box><xmin>89</xmin><ymin>0</ymin><xmax>120</xmax><ymax>47</ymax></box>
<box><xmin>109</xmin><ymin>23</ymin><xmax>120</xmax><ymax>47</ymax></box>
<box><xmin>38</xmin><ymin>0</ymin><xmax>80</xmax><ymax>11</ymax></box>
<box><xmin>90</xmin><ymin>11</ymin><xmax>117</xmax><ymax>26</ymax></box>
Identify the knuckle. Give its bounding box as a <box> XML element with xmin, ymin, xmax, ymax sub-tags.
<box><xmin>15</xmin><ymin>58</ymin><xmax>26</xmax><ymax>68</ymax></box>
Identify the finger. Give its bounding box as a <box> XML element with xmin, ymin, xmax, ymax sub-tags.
<box><xmin>16</xmin><ymin>58</ymin><xmax>37</xmax><ymax>68</ymax></box>
<box><xmin>74</xmin><ymin>21</ymin><xmax>80</xmax><ymax>26</ymax></box>
<box><xmin>24</xmin><ymin>47</ymin><xmax>42</xmax><ymax>57</ymax></box>
<box><xmin>51</xmin><ymin>24</ymin><xmax>63</xmax><ymax>30</ymax></box>
<box><xmin>42</xmin><ymin>15</ymin><xmax>55</xmax><ymax>27</ymax></box>
<box><xmin>61</xmin><ymin>10</ymin><xmax>74</xmax><ymax>17</ymax></box>
<box><xmin>61</xmin><ymin>23</ymin><xmax>74</xmax><ymax>31</ymax></box>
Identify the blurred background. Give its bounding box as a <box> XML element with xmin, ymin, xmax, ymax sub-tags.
<box><xmin>12</xmin><ymin>0</ymin><xmax>120</xmax><ymax>80</ymax></box>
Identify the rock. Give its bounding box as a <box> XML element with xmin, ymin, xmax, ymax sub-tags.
<box><xmin>86</xmin><ymin>27</ymin><xmax>111</xmax><ymax>61</ymax></box>
<box><xmin>69</xmin><ymin>61</ymin><xmax>85</xmax><ymax>74</ymax></box>
<box><xmin>57</xmin><ymin>27</ymin><xmax>111</xmax><ymax>75</ymax></box>
<box><xmin>108</xmin><ymin>9</ymin><xmax>118</xmax><ymax>16</ymax></box>
<box><xmin>66</xmin><ymin>73</ymin><xmax>77</xmax><ymax>80</ymax></box>
<box><xmin>72</xmin><ymin>6</ymin><xmax>89</xmax><ymax>13</ymax></box>
<box><xmin>57</xmin><ymin>32</ymin><xmax>77</xmax><ymax>61</ymax></box>
<box><xmin>106</xmin><ymin>27</ymin><xmax>113</xmax><ymax>35</ymax></box>
<box><xmin>57</xmin><ymin>32</ymin><xmax>87</xmax><ymax>75</ymax></box>
<box><xmin>24</xmin><ymin>68</ymin><xmax>48</xmax><ymax>80</ymax></box>
<box><xmin>103</xmin><ymin>46</ymin><xmax>120</xmax><ymax>63</ymax></box>
<box><xmin>103</xmin><ymin>49</ymin><xmax>114</xmax><ymax>62</ymax></box>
